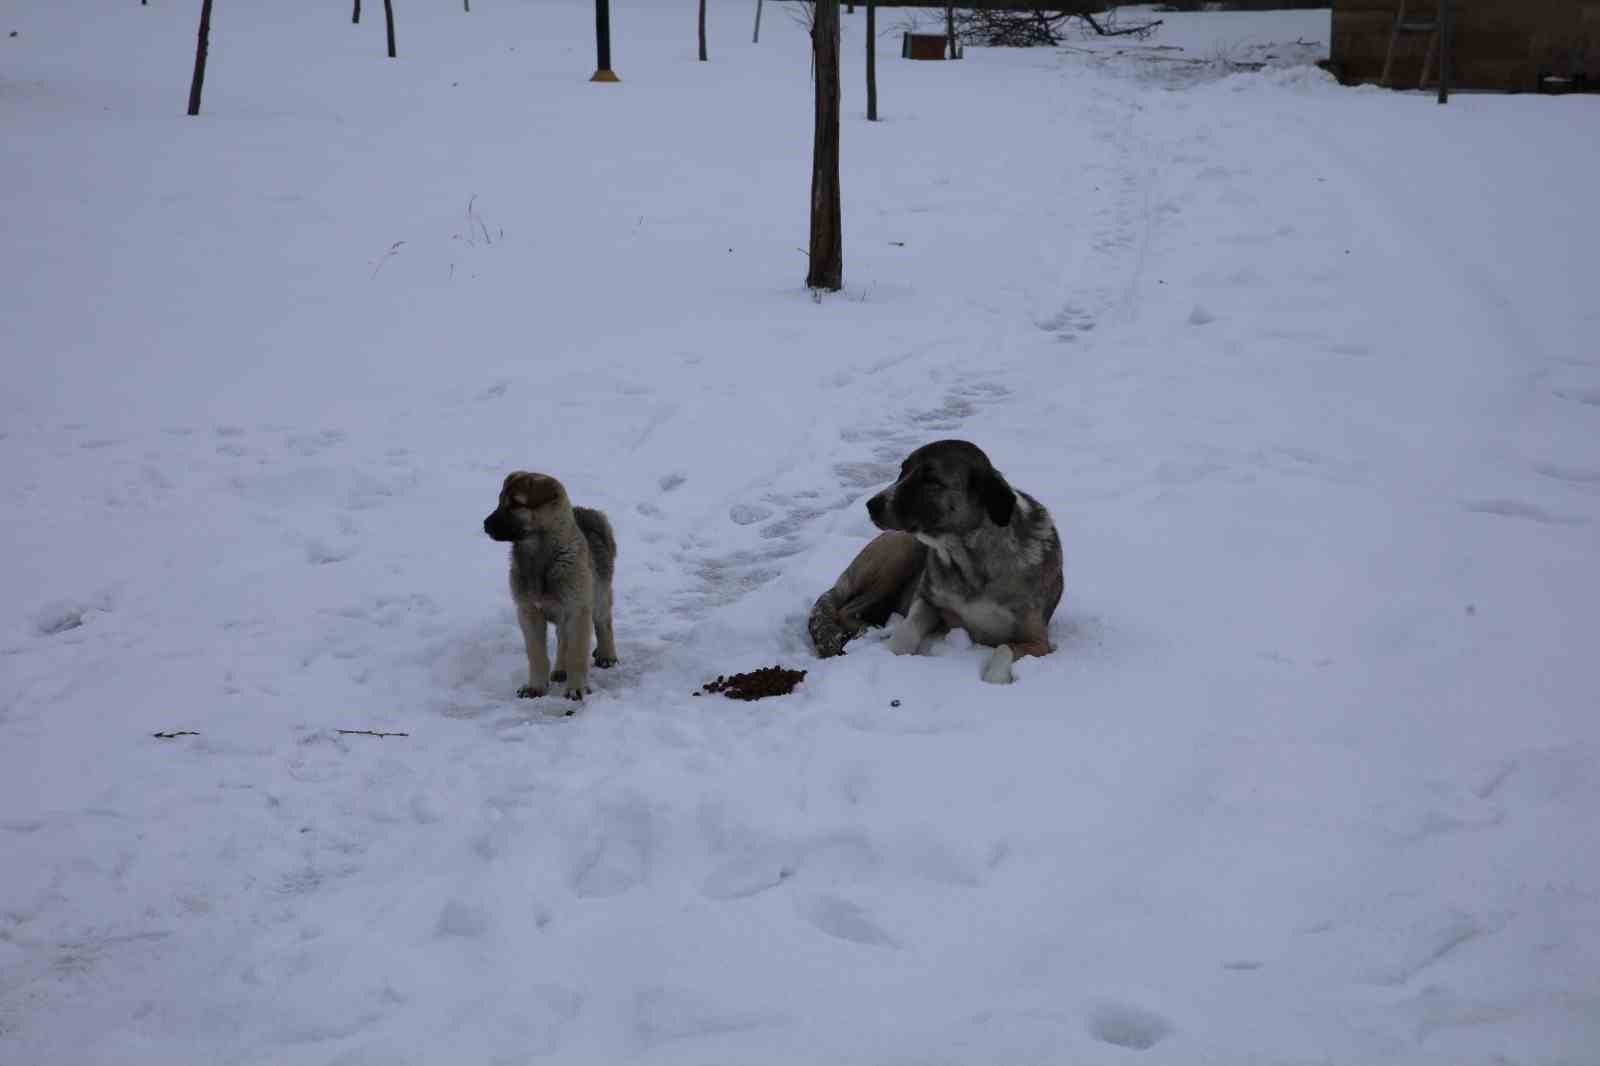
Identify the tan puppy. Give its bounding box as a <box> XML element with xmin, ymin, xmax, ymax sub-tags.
<box><xmin>483</xmin><ymin>472</ymin><xmax>618</xmax><ymax>701</ymax></box>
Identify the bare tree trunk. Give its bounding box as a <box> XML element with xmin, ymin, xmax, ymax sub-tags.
<box><xmin>383</xmin><ymin>0</ymin><xmax>396</xmax><ymax>57</ymax></box>
<box><xmin>807</xmin><ymin>0</ymin><xmax>842</xmax><ymax>291</ymax></box>
<box><xmin>698</xmin><ymin>0</ymin><xmax>707</xmax><ymax>60</ymax></box>
<box><xmin>945</xmin><ymin>3</ymin><xmax>957</xmax><ymax>59</ymax></box>
<box><xmin>186</xmin><ymin>0</ymin><xmax>214</xmax><ymax>116</ymax></box>
<box><xmin>352</xmin><ymin>0</ymin><xmax>360</xmax><ymax>24</ymax></box>
<box><xmin>866</xmin><ymin>0</ymin><xmax>877</xmax><ymax>121</ymax></box>
<box><xmin>752</xmin><ymin>0</ymin><xmax>763</xmax><ymax>43</ymax></box>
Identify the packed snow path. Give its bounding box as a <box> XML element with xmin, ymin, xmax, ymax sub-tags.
<box><xmin>3</xmin><ymin>3</ymin><xmax>1597</xmax><ymax>1064</ymax></box>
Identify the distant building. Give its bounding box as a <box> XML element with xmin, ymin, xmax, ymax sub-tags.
<box><xmin>1329</xmin><ymin>0</ymin><xmax>1598</xmax><ymax>92</ymax></box>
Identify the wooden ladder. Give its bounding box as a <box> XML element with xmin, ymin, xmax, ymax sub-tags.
<box><xmin>1380</xmin><ymin>0</ymin><xmax>1455</xmax><ymax>102</ymax></box>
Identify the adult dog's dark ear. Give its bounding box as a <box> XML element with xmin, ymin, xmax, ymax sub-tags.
<box><xmin>974</xmin><ymin>467</ymin><xmax>1016</xmax><ymax>527</ymax></box>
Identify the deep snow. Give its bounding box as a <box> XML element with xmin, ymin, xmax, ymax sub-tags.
<box><xmin>3</xmin><ymin>3</ymin><xmax>1598</xmax><ymax>1064</ymax></box>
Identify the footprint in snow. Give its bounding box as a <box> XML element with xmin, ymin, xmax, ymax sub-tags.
<box><xmin>1534</xmin><ymin>463</ymin><xmax>1600</xmax><ymax>486</ymax></box>
<box><xmin>633</xmin><ymin>986</ymin><xmax>780</xmax><ymax>1050</ymax></box>
<box><xmin>569</xmin><ymin>796</ymin><xmax>653</xmax><ymax>899</ymax></box>
<box><xmin>1085</xmin><ymin>1001</ymin><xmax>1175</xmax><ymax>1051</ymax></box>
<box><xmin>795</xmin><ymin>893</ymin><xmax>898</xmax><ymax>948</ymax></box>
<box><xmin>1461</xmin><ymin>498</ymin><xmax>1586</xmax><ymax>527</ymax></box>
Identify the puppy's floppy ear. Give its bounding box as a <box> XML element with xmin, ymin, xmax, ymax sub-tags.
<box><xmin>973</xmin><ymin>467</ymin><xmax>1016</xmax><ymax>527</ymax></box>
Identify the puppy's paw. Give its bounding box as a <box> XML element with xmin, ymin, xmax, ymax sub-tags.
<box><xmin>550</xmin><ymin>670</ymin><xmax>567</xmax><ymax>683</ymax></box>
<box><xmin>561</xmin><ymin>682</ymin><xmax>592</xmax><ymax>702</ymax></box>
<box><xmin>980</xmin><ymin>646</ymin><xmax>1016</xmax><ymax>685</ymax></box>
<box><xmin>593</xmin><ymin>652</ymin><xmax>618</xmax><ymax>669</ymax></box>
<box><xmin>517</xmin><ymin>684</ymin><xmax>546</xmax><ymax>699</ymax></box>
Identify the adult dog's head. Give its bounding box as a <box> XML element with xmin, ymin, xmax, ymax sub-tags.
<box><xmin>866</xmin><ymin>440</ymin><xmax>1015</xmax><ymax>536</ymax></box>
<box><xmin>483</xmin><ymin>471</ymin><xmax>570</xmax><ymax>543</ymax></box>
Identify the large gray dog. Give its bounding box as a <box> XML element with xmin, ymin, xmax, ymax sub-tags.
<box><xmin>808</xmin><ymin>440</ymin><xmax>1063</xmax><ymax>684</ymax></box>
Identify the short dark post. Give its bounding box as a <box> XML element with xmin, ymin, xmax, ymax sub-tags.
<box><xmin>698</xmin><ymin>0</ymin><xmax>708</xmax><ymax>61</ymax></box>
<box><xmin>352</xmin><ymin>0</ymin><xmax>360</xmax><ymax>24</ymax></box>
<box><xmin>383</xmin><ymin>0</ymin><xmax>396</xmax><ymax>57</ymax></box>
<box><xmin>866</xmin><ymin>0</ymin><xmax>877</xmax><ymax>121</ymax></box>
<box><xmin>186</xmin><ymin>0</ymin><xmax>214</xmax><ymax>116</ymax></box>
<box><xmin>945</xmin><ymin>3</ymin><xmax>956</xmax><ymax>59</ymax></box>
<box><xmin>592</xmin><ymin>0</ymin><xmax>619</xmax><ymax>81</ymax></box>
<box><xmin>1436</xmin><ymin>0</ymin><xmax>1452</xmax><ymax>104</ymax></box>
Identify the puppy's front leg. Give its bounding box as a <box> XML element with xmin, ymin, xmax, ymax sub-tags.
<box><xmin>889</xmin><ymin>596</ymin><xmax>940</xmax><ymax>656</ymax></box>
<box><xmin>516</xmin><ymin>603</ymin><xmax>550</xmax><ymax>698</ymax></box>
<box><xmin>555</xmin><ymin>604</ymin><xmax>594</xmax><ymax>700</ymax></box>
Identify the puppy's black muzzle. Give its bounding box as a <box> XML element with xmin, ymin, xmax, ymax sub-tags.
<box><xmin>866</xmin><ymin>494</ymin><xmax>887</xmax><ymax>525</ymax></box>
<box><xmin>483</xmin><ymin>511</ymin><xmax>515</xmax><ymax>542</ymax></box>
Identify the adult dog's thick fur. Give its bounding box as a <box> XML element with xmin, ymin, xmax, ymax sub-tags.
<box><xmin>807</xmin><ymin>440</ymin><xmax>1063</xmax><ymax>684</ymax></box>
<box><xmin>483</xmin><ymin>472</ymin><xmax>618</xmax><ymax>701</ymax></box>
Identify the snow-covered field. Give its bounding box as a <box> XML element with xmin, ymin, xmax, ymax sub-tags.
<box><xmin>4</xmin><ymin>2</ymin><xmax>1598</xmax><ymax>1063</ymax></box>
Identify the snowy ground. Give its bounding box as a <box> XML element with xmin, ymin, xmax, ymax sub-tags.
<box><xmin>4</xmin><ymin>2</ymin><xmax>1599</xmax><ymax>1064</ymax></box>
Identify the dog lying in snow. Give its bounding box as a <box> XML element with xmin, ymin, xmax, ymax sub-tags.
<box><xmin>483</xmin><ymin>472</ymin><xmax>618</xmax><ymax>701</ymax></box>
<box><xmin>808</xmin><ymin>440</ymin><xmax>1063</xmax><ymax>684</ymax></box>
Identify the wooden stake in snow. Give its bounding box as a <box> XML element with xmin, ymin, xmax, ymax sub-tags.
<box><xmin>352</xmin><ymin>0</ymin><xmax>360</xmax><ymax>24</ymax></box>
<box><xmin>383</xmin><ymin>0</ymin><xmax>396</xmax><ymax>57</ymax></box>
<box><xmin>698</xmin><ymin>0</ymin><xmax>708</xmax><ymax>61</ymax></box>
<box><xmin>866</xmin><ymin>0</ymin><xmax>878</xmax><ymax>121</ymax></box>
<box><xmin>186</xmin><ymin>0</ymin><xmax>214</xmax><ymax>116</ymax></box>
<box><xmin>752</xmin><ymin>0</ymin><xmax>763</xmax><ymax>43</ymax></box>
<box><xmin>592</xmin><ymin>0</ymin><xmax>619</xmax><ymax>81</ymax></box>
<box><xmin>806</xmin><ymin>0</ymin><xmax>842</xmax><ymax>291</ymax></box>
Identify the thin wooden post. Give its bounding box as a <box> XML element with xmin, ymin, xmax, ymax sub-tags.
<box><xmin>866</xmin><ymin>0</ymin><xmax>878</xmax><ymax>121</ymax></box>
<box><xmin>592</xmin><ymin>0</ymin><xmax>619</xmax><ymax>80</ymax></box>
<box><xmin>699</xmin><ymin>0</ymin><xmax>708</xmax><ymax>61</ymax></box>
<box><xmin>1437</xmin><ymin>0</ymin><xmax>1452</xmax><ymax>104</ymax></box>
<box><xmin>186</xmin><ymin>0</ymin><xmax>214</xmax><ymax>116</ymax></box>
<box><xmin>753</xmin><ymin>0</ymin><xmax>763</xmax><ymax>43</ymax></box>
<box><xmin>383</xmin><ymin>0</ymin><xmax>396</xmax><ymax>57</ymax></box>
<box><xmin>352</xmin><ymin>0</ymin><xmax>360</xmax><ymax>24</ymax></box>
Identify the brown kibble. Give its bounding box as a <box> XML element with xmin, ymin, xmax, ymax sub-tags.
<box><xmin>700</xmin><ymin>665</ymin><xmax>807</xmax><ymax>701</ymax></box>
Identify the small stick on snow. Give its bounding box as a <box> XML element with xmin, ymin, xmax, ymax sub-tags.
<box><xmin>152</xmin><ymin>730</ymin><xmax>200</xmax><ymax>739</ymax></box>
<box><xmin>337</xmin><ymin>729</ymin><xmax>409</xmax><ymax>738</ymax></box>
<box><xmin>371</xmin><ymin>240</ymin><xmax>405</xmax><ymax>278</ymax></box>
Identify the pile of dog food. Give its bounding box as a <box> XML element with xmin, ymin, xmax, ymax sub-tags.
<box><xmin>698</xmin><ymin>665</ymin><xmax>807</xmax><ymax>701</ymax></box>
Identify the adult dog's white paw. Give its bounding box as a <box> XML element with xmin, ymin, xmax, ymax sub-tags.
<box><xmin>981</xmin><ymin>645</ymin><xmax>1016</xmax><ymax>685</ymax></box>
<box><xmin>888</xmin><ymin>624</ymin><xmax>923</xmax><ymax>656</ymax></box>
